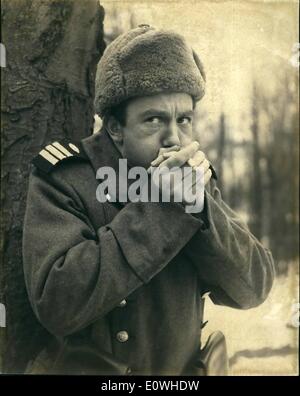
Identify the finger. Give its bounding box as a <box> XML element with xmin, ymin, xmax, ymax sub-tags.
<box><xmin>194</xmin><ymin>158</ymin><xmax>210</xmax><ymax>173</ymax></box>
<box><xmin>162</xmin><ymin>151</ymin><xmax>180</xmax><ymax>158</ymax></box>
<box><xmin>151</xmin><ymin>146</ymin><xmax>181</xmax><ymax>167</ymax></box>
<box><xmin>159</xmin><ymin>145</ymin><xmax>180</xmax><ymax>155</ymax></box>
<box><xmin>204</xmin><ymin>168</ymin><xmax>212</xmax><ymax>185</ymax></box>
<box><xmin>188</xmin><ymin>151</ymin><xmax>206</xmax><ymax>167</ymax></box>
<box><xmin>183</xmin><ymin>169</ymin><xmax>203</xmax><ymax>201</ymax></box>
<box><xmin>158</xmin><ymin>141</ymin><xmax>199</xmax><ymax>170</ymax></box>
<box><xmin>186</xmin><ymin>166</ymin><xmax>211</xmax><ymax>193</ymax></box>
<box><xmin>151</xmin><ymin>154</ymin><xmax>165</xmax><ymax>167</ymax></box>
<box><xmin>190</xmin><ymin>167</ymin><xmax>205</xmax><ymax>191</ymax></box>
<box><xmin>147</xmin><ymin>163</ymin><xmax>176</xmax><ymax>175</ymax></box>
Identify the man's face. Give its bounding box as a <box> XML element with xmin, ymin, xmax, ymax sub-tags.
<box><xmin>118</xmin><ymin>92</ymin><xmax>195</xmax><ymax>168</ymax></box>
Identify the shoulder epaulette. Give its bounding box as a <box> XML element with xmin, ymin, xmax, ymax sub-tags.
<box><xmin>32</xmin><ymin>140</ymin><xmax>88</xmax><ymax>173</ymax></box>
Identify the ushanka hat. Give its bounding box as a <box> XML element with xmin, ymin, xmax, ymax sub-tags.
<box><xmin>94</xmin><ymin>24</ymin><xmax>206</xmax><ymax>117</ymax></box>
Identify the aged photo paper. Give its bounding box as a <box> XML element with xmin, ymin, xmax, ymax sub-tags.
<box><xmin>1</xmin><ymin>0</ymin><xmax>299</xmax><ymax>377</ymax></box>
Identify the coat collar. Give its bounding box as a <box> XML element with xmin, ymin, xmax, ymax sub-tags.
<box><xmin>81</xmin><ymin>126</ymin><xmax>122</xmax><ymax>176</ymax></box>
<box><xmin>81</xmin><ymin>127</ymin><xmax>130</xmax><ymax>207</ymax></box>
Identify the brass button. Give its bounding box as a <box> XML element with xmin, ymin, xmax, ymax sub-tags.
<box><xmin>119</xmin><ymin>299</ymin><xmax>127</xmax><ymax>307</ymax></box>
<box><xmin>116</xmin><ymin>331</ymin><xmax>129</xmax><ymax>343</ymax></box>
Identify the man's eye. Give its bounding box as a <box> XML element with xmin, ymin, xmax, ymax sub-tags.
<box><xmin>177</xmin><ymin>117</ymin><xmax>192</xmax><ymax>125</ymax></box>
<box><xmin>145</xmin><ymin>116</ymin><xmax>161</xmax><ymax>124</ymax></box>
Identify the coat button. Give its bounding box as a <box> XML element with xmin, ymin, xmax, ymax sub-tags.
<box><xmin>116</xmin><ymin>331</ymin><xmax>129</xmax><ymax>343</ymax></box>
<box><xmin>119</xmin><ymin>299</ymin><xmax>127</xmax><ymax>307</ymax></box>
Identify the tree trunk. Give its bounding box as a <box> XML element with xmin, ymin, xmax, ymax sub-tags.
<box><xmin>1</xmin><ymin>0</ymin><xmax>105</xmax><ymax>373</ymax></box>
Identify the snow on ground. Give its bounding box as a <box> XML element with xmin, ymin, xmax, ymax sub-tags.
<box><xmin>202</xmin><ymin>263</ymin><xmax>299</xmax><ymax>376</ymax></box>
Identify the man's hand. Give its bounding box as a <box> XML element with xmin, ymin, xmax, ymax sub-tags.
<box><xmin>147</xmin><ymin>142</ymin><xmax>212</xmax><ymax>210</ymax></box>
<box><xmin>149</xmin><ymin>142</ymin><xmax>212</xmax><ymax>186</ymax></box>
<box><xmin>150</xmin><ymin>145</ymin><xmax>181</xmax><ymax>167</ymax></box>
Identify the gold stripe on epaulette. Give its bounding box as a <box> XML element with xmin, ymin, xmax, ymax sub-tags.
<box><xmin>52</xmin><ymin>142</ymin><xmax>73</xmax><ymax>157</ymax></box>
<box><xmin>39</xmin><ymin>149</ymin><xmax>59</xmax><ymax>165</ymax></box>
<box><xmin>69</xmin><ymin>143</ymin><xmax>80</xmax><ymax>153</ymax></box>
<box><xmin>45</xmin><ymin>145</ymin><xmax>66</xmax><ymax>160</ymax></box>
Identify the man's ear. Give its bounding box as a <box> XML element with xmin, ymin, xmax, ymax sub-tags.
<box><xmin>106</xmin><ymin>116</ymin><xmax>124</xmax><ymax>146</ymax></box>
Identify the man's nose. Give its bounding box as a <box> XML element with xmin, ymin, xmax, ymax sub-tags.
<box><xmin>162</xmin><ymin>120</ymin><xmax>180</xmax><ymax>148</ymax></box>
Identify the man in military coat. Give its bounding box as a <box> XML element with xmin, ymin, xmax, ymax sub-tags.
<box><xmin>22</xmin><ymin>25</ymin><xmax>275</xmax><ymax>375</ymax></box>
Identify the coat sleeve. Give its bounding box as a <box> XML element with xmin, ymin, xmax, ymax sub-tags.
<box><xmin>23</xmin><ymin>168</ymin><xmax>202</xmax><ymax>337</ymax></box>
<box><xmin>184</xmin><ymin>179</ymin><xmax>275</xmax><ymax>309</ymax></box>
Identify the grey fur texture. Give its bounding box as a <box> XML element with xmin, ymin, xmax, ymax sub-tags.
<box><xmin>94</xmin><ymin>25</ymin><xmax>206</xmax><ymax>117</ymax></box>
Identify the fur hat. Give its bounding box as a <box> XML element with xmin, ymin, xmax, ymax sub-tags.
<box><xmin>94</xmin><ymin>25</ymin><xmax>206</xmax><ymax>117</ymax></box>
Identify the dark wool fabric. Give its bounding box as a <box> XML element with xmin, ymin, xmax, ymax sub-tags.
<box><xmin>22</xmin><ymin>129</ymin><xmax>275</xmax><ymax>375</ymax></box>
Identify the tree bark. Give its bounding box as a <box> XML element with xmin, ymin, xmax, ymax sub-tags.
<box><xmin>1</xmin><ymin>0</ymin><xmax>105</xmax><ymax>373</ymax></box>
